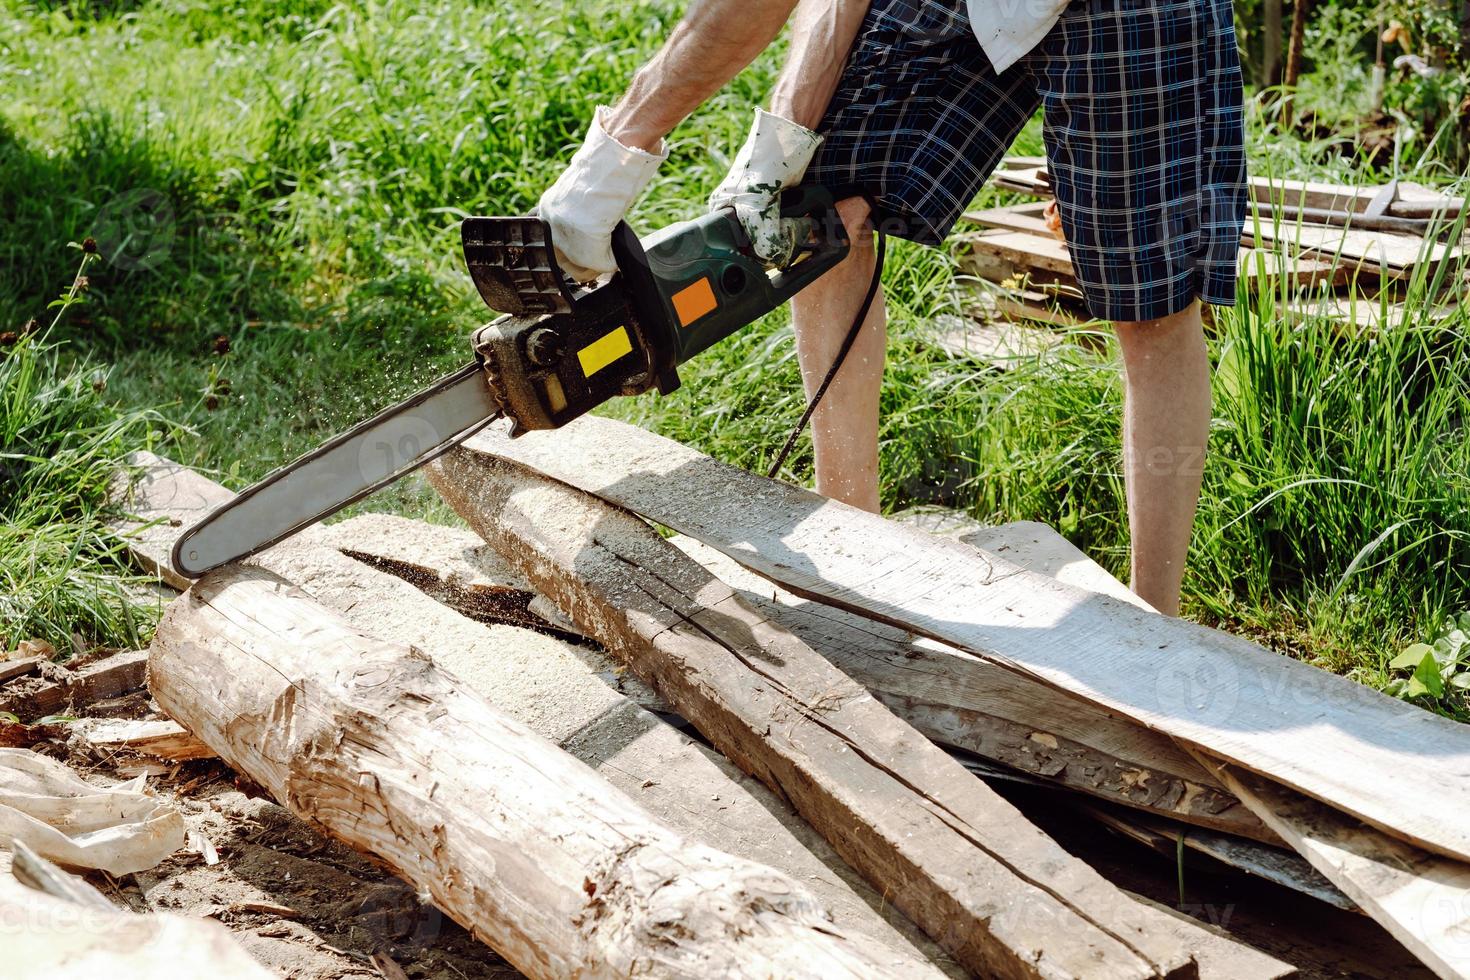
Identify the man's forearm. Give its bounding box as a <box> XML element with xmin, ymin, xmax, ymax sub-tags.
<box><xmin>769</xmin><ymin>0</ymin><xmax>871</xmax><ymax>128</ymax></box>
<box><xmin>603</xmin><ymin>0</ymin><xmax>801</xmax><ymax>153</ymax></box>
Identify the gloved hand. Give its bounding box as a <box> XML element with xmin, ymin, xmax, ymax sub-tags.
<box><xmin>709</xmin><ymin>108</ymin><xmax>823</xmax><ymax>264</ymax></box>
<box><xmin>538</xmin><ymin>106</ymin><xmax>669</xmax><ymax>282</ymax></box>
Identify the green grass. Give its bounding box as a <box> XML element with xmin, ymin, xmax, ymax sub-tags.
<box><xmin>3</xmin><ymin>0</ymin><xmax>1469</xmax><ymax>714</ymax></box>
<box><xmin>0</xmin><ymin>249</ymin><xmax>177</xmax><ymax>652</ymax></box>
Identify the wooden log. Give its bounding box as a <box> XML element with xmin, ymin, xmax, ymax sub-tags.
<box><xmin>110</xmin><ymin>456</ymin><xmax>953</xmax><ymax>974</ymax></box>
<box><xmin>0</xmin><ymin>649</ymin><xmax>148</xmax><ymax>722</ymax></box>
<box><xmin>149</xmin><ymin>565</ymin><xmax>907</xmax><ymax>979</ymax></box>
<box><xmin>454</xmin><ymin>416</ymin><xmax>1470</xmax><ymax>866</ymax></box>
<box><xmin>430</xmin><ymin>450</ymin><xmax>1207</xmax><ymax>980</ymax></box>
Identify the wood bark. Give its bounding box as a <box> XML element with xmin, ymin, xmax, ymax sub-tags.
<box><xmin>457</xmin><ymin>416</ymin><xmax>1470</xmax><ymax>866</ymax></box>
<box><xmin>149</xmin><ymin>564</ymin><xmax>907</xmax><ymax>979</ymax></box>
<box><xmin>1280</xmin><ymin>0</ymin><xmax>1312</xmax><ymax>122</ymax></box>
<box><xmin>1263</xmin><ymin>0</ymin><xmax>1283</xmax><ymax>88</ymax></box>
<box><xmin>110</xmin><ymin>453</ymin><xmax>952</xmax><ymax>975</ymax></box>
<box><xmin>431</xmin><ymin>449</ymin><xmax>1209</xmax><ymax>980</ymax></box>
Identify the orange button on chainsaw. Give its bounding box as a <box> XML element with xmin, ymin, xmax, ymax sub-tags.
<box><xmin>671</xmin><ymin>277</ymin><xmax>718</xmax><ymax>327</ymax></box>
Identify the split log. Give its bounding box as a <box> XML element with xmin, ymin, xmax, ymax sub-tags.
<box><xmin>149</xmin><ymin>565</ymin><xmax>906</xmax><ymax>979</ymax></box>
<box><xmin>457</xmin><ymin>416</ymin><xmax>1470</xmax><ymax>867</ymax></box>
<box><xmin>430</xmin><ymin>450</ymin><xmax>1208</xmax><ymax>980</ymax></box>
<box><xmin>0</xmin><ymin>650</ymin><xmax>148</xmax><ymax>722</ymax></box>
<box><xmin>111</xmin><ymin>455</ymin><xmax>952</xmax><ymax>974</ymax></box>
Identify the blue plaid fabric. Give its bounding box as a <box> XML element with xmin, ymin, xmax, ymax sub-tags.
<box><xmin>804</xmin><ymin>0</ymin><xmax>1247</xmax><ymax>322</ymax></box>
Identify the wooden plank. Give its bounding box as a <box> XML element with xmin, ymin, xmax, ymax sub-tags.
<box><xmin>149</xmin><ymin>565</ymin><xmax>905</xmax><ymax>979</ymax></box>
<box><xmin>429</xmin><ymin>450</ymin><xmax>1207</xmax><ymax>980</ymax></box>
<box><xmin>456</xmin><ymin>416</ymin><xmax>1470</xmax><ymax>865</ymax></box>
<box><xmin>0</xmin><ymin>657</ymin><xmax>42</xmax><ymax>686</ymax></box>
<box><xmin>109</xmin><ymin>455</ymin><xmax>954</xmax><ymax>975</ymax></box>
<box><xmin>1192</xmin><ymin>754</ymin><xmax>1470</xmax><ymax>980</ymax></box>
<box><xmin>71</xmin><ymin>718</ymin><xmax>216</xmax><ymax>761</ymax></box>
<box><xmin>1077</xmin><ymin>805</ymin><xmax>1352</xmax><ymax>911</ymax></box>
<box><xmin>1249</xmin><ymin>176</ymin><xmax>1379</xmax><ymax>214</ymax></box>
<box><xmin>958</xmin><ymin>221</ymin><xmax>1346</xmax><ymax>292</ymax></box>
<box><xmin>0</xmin><ymin>649</ymin><xmax>148</xmax><ymax>721</ymax></box>
<box><xmin>984</xmin><ymin>165</ymin><xmax>1410</xmax><ymax>223</ymax></box>
<box><xmin>959</xmin><ymin>228</ymin><xmax>1075</xmax><ymax>278</ymax></box>
<box><xmin>664</xmin><ymin>532</ymin><xmax>1275</xmax><ymax>843</ymax></box>
<box><xmin>1245</xmin><ymin>213</ymin><xmax>1454</xmax><ymax>276</ymax></box>
<box><xmin>932</xmin><ymin>313</ymin><xmax>1066</xmax><ymax>366</ymax></box>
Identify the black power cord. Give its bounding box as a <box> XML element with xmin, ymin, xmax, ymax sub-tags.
<box><xmin>767</xmin><ymin>218</ymin><xmax>887</xmax><ymax>480</ymax></box>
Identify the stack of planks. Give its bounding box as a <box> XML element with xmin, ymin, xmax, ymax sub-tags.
<box><xmin>954</xmin><ymin>157</ymin><xmax>1464</xmax><ymax>357</ymax></box>
<box><xmin>112</xmin><ymin>415</ymin><xmax>1470</xmax><ymax>979</ymax></box>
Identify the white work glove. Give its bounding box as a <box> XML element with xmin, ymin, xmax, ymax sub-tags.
<box><xmin>538</xmin><ymin>106</ymin><xmax>669</xmax><ymax>282</ymax></box>
<box><xmin>709</xmin><ymin>108</ymin><xmax>823</xmax><ymax>264</ymax></box>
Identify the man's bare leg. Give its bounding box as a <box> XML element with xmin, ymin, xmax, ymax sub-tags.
<box><xmin>788</xmin><ymin>197</ymin><xmax>886</xmax><ymax>512</ymax></box>
<box><xmin>1112</xmin><ymin>300</ymin><xmax>1212</xmax><ymax>616</ymax></box>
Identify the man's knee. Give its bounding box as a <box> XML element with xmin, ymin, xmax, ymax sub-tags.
<box><xmin>835</xmin><ymin>196</ymin><xmax>873</xmax><ymax>248</ymax></box>
<box><xmin>1114</xmin><ymin>300</ymin><xmax>1204</xmax><ymax>356</ymax></box>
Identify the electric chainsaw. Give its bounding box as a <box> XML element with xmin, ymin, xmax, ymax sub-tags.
<box><xmin>170</xmin><ymin>185</ymin><xmax>849</xmax><ymax>578</ymax></box>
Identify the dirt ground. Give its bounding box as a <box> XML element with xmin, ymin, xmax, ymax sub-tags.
<box><xmin>16</xmin><ymin>685</ymin><xmax>520</xmax><ymax>980</ymax></box>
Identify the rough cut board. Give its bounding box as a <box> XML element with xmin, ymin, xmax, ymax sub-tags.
<box><xmin>959</xmin><ymin>214</ymin><xmax>1346</xmax><ymax>291</ymax></box>
<box><xmin>458</xmin><ymin>417</ymin><xmax>1470</xmax><ymax>865</ymax></box>
<box><xmin>665</xmin><ymin>532</ymin><xmax>1275</xmax><ymax>843</ymax></box>
<box><xmin>988</xmin><ymin>164</ymin><xmax>1456</xmax><ymax>220</ymax></box>
<box><xmin>109</xmin><ymin>454</ymin><xmax>953</xmax><ymax>975</ymax></box>
<box><xmin>430</xmin><ymin>452</ymin><xmax>1228</xmax><ymax>980</ymax></box>
<box><xmin>1193</xmin><ymin>755</ymin><xmax>1470</xmax><ymax>980</ymax></box>
<box><xmin>931</xmin><ymin>313</ymin><xmax>1066</xmax><ymax>365</ymax></box>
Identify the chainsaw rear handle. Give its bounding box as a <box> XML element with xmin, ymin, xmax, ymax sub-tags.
<box><xmin>764</xmin><ymin>183</ymin><xmax>852</xmax><ymax>303</ymax></box>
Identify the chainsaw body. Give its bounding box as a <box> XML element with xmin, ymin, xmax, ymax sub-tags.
<box><xmin>463</xmin><ymin>185</ymin><xmax>849</xmax><ymax>433</ymax></box>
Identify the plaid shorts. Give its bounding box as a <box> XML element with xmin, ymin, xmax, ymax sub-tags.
<box><xmin>805</xmin><ymin>0</ymin><xmax>1248</xmax><ymax>322</ymax></box>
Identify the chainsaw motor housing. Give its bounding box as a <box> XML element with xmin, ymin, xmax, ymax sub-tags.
<box><xmin>461</xmin><ymin>185</ymin><xmax>849</xmax><ymax>434</ymax></box>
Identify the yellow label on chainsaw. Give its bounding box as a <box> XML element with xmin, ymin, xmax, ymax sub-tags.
<box><xmin>577</xmin><ymin>326</ymin><xmax>633</xmax><ymax>378</ymax></box>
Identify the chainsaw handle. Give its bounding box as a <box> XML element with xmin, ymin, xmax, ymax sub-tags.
<box><xmin>764</xmin><ymin>185</ymin><xmax>851</xmax><ymax>303</ymax></box>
